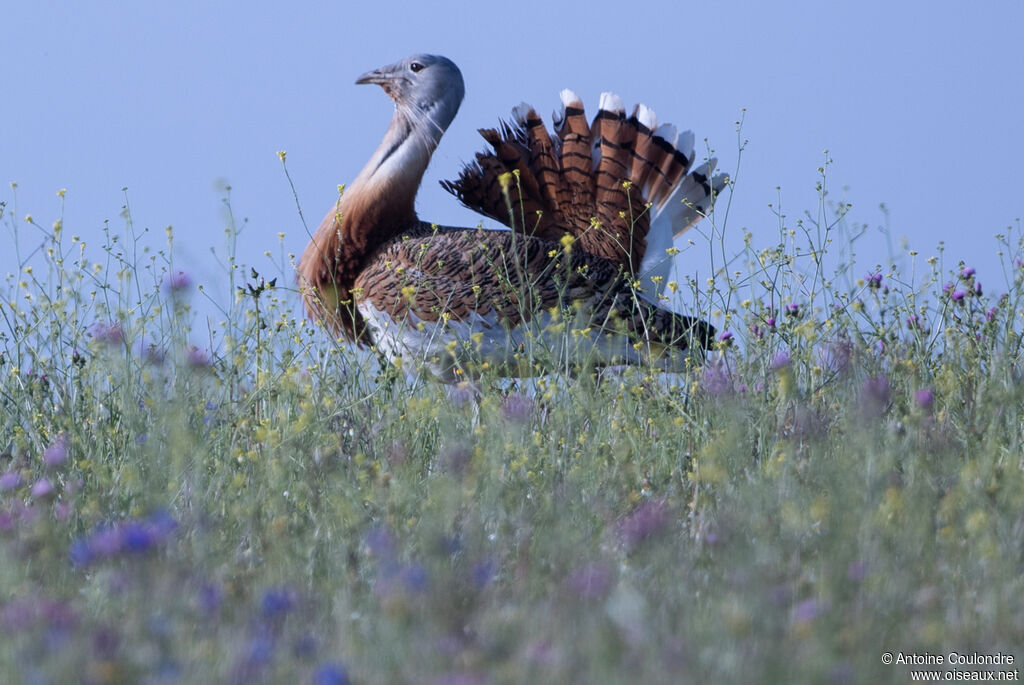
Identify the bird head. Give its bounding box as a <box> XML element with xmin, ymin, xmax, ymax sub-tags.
<box><xmin>357</xmin><ymin>54</ymin><xmax>465</xmax><ymax>135</ymax></box>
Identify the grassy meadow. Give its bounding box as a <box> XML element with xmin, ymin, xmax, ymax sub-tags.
<box><xmin>2</xmin><ymin>175</ymin><xmax>1024</xmax><ymax>684</ymax></box>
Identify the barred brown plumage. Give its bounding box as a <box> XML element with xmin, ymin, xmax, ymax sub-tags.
<box><xmin>298</xmin><ymin>54</ymin><xmax>726</xmax><ymax>381</ymax></box>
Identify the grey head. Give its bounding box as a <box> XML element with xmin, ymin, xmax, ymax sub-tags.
<box><xmin>357</xmin><ymin>54</ymin><xmax>465</xmax><ymax>140</ymax></box>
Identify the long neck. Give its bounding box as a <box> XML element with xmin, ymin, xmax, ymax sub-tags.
<box><xmin>299</xmin><ymin>105</ymin><xmax>442</xmax><ymax>332</ymax></box>
<box><xmin>344</xmin><ymin>106</ymin><xmax>439</xmax><ymax>228</ymax></box>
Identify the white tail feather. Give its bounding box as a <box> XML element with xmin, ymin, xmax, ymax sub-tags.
<box><xmin>598</xmin><ymin>92</ymin><xmax>625</xmax><ymax>114</ymax></box>
<box><xmin>636</xmin><ymin>103</ymin><xmax>657</xmax><ymax>131</ymax></box>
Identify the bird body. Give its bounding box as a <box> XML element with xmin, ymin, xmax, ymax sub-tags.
<box><xmin>299</xmin><ymin>54</ymin><xmax>726</xmax><ymax>381</ymax></box>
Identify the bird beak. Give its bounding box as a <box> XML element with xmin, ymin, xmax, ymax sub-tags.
<box><xmin>355</xmin><ymin>64</ymin><xmax>398</xmax><ymax>86</ymax></box>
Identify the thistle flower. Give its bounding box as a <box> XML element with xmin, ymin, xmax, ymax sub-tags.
<box><xmin>914</xmin><ymin>388</ymin><xmax>935</xmax><ymax>411</ymax></box>
<box><xmin>30</xmin><ymin>478</ymin><xmax>55</xmax><ymax>500</ymax></box>
<box><xmin>961</xmin><ymin>266</ymin><xmax>975</xmax><ymax>278</ymax></box>
<box><xmin>164</xmin><ymin>269</ymin><xmax>192</xmax><ymax>294</ymax></box>
<box><xmin>186</xmin><ymin>346</ymin><xmax>212</xmax><ymax>367</ymax></box>
<box><xmin>785</xmin><ymin>303</ymin><xmax>801</xmax><ymax>317</ymax></box>
<box><xmin>866</xmin><ymin>272</ymin><xmax>883</xmax><ymax>289</ymax></box>
<box><xmin>89</xmin><ymin>321</ymin><xmax>124</xmax><ymax>345</ymax></box>
<box><xmin>771</xmin><ymin>351</ymin><xmax>791</xmax><ymax>370</ymax></box>
<box><xmin>0</xmin><ymin>471</ymin><xmax>22</xmax><ymax>491</ymax></box>
<box><xmin>951</xmin><ymin>290</ymin><xmax>966</xmax><ymax>302</ymax></box>
<box><xmin>42</xmin><ymin>435</ymin><xmax>69</xmax><ymax>469</ymax></box>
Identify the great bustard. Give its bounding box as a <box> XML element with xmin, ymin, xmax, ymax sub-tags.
<box><xmin>298</xmin><ymin>54</ymin><xmax>726</xmax><ymax>381</ymax></box>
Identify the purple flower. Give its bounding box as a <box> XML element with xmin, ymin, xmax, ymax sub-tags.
<box><xmin>866</xmin><ymin>272</ymin><xmax>883</xmax><ymax>289</ymax></box>
<box><xmin>794</xmin><ymin>598</ymin><xmax>821</xmax><ymax>623</ymax></box>
<box><xmin>43</xmin><ymin>435</ymin><xmax>69</xmax><ymax>468</ymax></box>
<box><xmin>974</xmin><ymin>281</ymin><xmax>983</xmax><ymax>296</ymax></box>
<box><xmin>260</xmin><ymin>587</ymin><xmax>294</xmax><ymax>618</ymax></box>
<box><xmin>718</xmin><ymin>330</ymin><xmax>733</xmax><ymax>342</ymax></box>
<box><xmin>69</xmin><ymin>510</ymin><xmax>178</xmax><ymax>566</ymax></box>
<box><xmin>0</xmin><ymin>471</ymin><xmax>22</xmax><ymax>491</ymax></box>
<box><xmin>951</xmin><ymin>290</ymin><xmax>966</xmax><ymax>302</ymax></box>
<box><xmin>771</xmin><ymin>351</ymin><xmax>791</xmax><ymax>370</ymax></box>
<box><xmin>861</xmin><ymin>376</ymin><xmax>891</xmax><ymax>418</ymax></box>
<box><xmin>620</xmin><ymin>499</ymin><xmax>669</xmax><ymax>549</ymax></box>
<box><xmin>785</xmin><ymin>303</ymin><xmax>801</xmax><ymax>317</ymax></box>
<box><xmin>961</xmin><ymin>266</ymin><xmax>975</xmax><ymax>278</ymax></box>
<box><xmin>138</xmin><ymin>339</ymin><xmax>166</xmax><ymax>365</ymax></box>
<box><xmin>69</xmin><ymin>539</ymin><xmax>93</xmax><ymax>565</ymax></box>
<box><xmin>237</xmin><ymin>635</ymin><xmax>274</xmax><ymax>676</ymax></box>
<box><xmin>765</xmin><ymin>316</ymin><xmax>776</xmax><ymax>328</ymax></box>
<box><xmin>120</xmin><ymin>520</ymin><xmax>158</xmax><ymax>553</ymax></box>
<box><xmin>501</xmin><ymin>393</ymin><xmax>534</xmax><ymax>423</ymax></box>
<box><xmin>942</xmin><ymin>281</ymin><xmax>953</xmax><ymax>295</ymax></box>
<box><xmin>401</xmin><ymin>563</ymin><xmax>429</xmax><ymax>593</ymax></box>
<box><xmin>986</xmin><ymin>306</ymin><xmax>998</xmax><ymax>322</ymax></box>
<box><xmin>313</xmin><ymin>663</ymin><xmax>351</xmax><ymax>685</ymax></box>
<box><xmin>187</xmin><ymin>346</ymin><xmax>212</xmax><ymax>367</ymax></box>
<box><xmin>31</xmin><ymin>478</ymin><xmax>55</xmax><ymax>500</ymax></box>
<box><xmin>165</xmin><ymin>269</ymin><xmax>192</xmax><ymax>294</ymax></box>
<box><xmin>914</xmin><ymin>388</ymin><xmax>935</xmax><ymax>410</ymax></box>
<box><xmin>906</xmin><ymin>314</ymin><xmax>921</xmax><ymax>330</ymax></box>
<box><xmin>89</xmin><ymin>321</ymin><xmax>124</xmax><ymax>345</ymax></box>
<box><xmin>364</xmin><ymin>527</ymin><xmax>396</xmax><ymax>560</ymax></box>
<box><xmin>702</xmin><ymin>364</ymin><xmax>732</xmax><ymax>396</ymax></box>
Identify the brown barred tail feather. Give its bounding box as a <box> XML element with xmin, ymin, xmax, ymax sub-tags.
<box><xmin>441</xmin><ymin>89</ymin><xmax>728</xmax><ymax>279</ymax></box>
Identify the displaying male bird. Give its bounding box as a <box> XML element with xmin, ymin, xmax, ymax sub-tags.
<box><xmin>298</xmin><ymin>54</ymin><xmax>727</xmax><ymax>382</ymax></box>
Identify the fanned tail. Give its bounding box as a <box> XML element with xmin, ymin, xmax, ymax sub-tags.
<box><xmin>442</xmin><ymin>90</ymin><xmax>728</xmax><ymax>281</ymax></box>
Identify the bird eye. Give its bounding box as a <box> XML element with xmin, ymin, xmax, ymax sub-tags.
<box><xmin>410</xmin><ymin>62</ymin><xmax>424</xmax><ymax>73</ymax></box>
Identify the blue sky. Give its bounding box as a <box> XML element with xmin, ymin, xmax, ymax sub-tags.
<box><xmin>3</xmin><ymin>1</ymin><xmax>1023</xmax><ymax>323</ymax></box>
